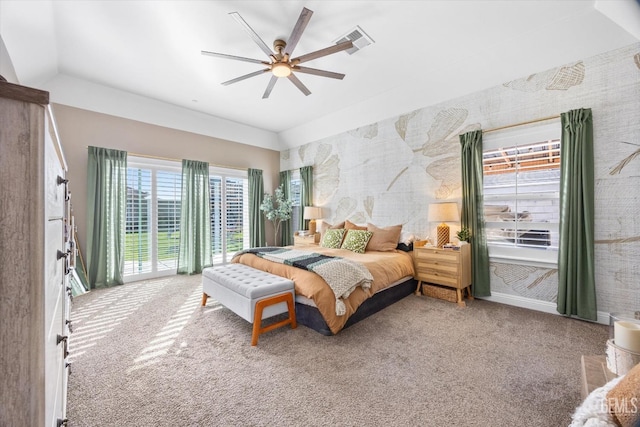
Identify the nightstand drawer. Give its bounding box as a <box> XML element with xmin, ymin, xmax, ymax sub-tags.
<box><xmin>416</xmin><ymin>261</ymin><xmax>459</xmax><ymax>276</ymax></box>
<box><xmin>414</xmin><ymin>249</ymin><xmax>459</xmax><ymax>264</ymax></box>
<box><xmin>420</xmin><ymin>272</ymin><xmax>459</xmax><ymax>288</ymax></box>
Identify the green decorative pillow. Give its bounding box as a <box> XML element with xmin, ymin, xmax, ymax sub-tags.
<box><xmin>341</xmin><ymin>229</ymin><xmax>373</xmax><ymax>254</ymax></box>
<box><xmin>321</xmin><ymin>229</ymin><xmax>346</xmax><ymax>248</ymax></box>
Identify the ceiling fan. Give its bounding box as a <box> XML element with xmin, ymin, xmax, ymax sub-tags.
<box><xmin>201</xmin><ymin>7</ymin><xmax>353</xmax><ymax>99</ymax></box>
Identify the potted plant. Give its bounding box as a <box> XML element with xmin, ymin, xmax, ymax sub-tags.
<box><xmin>260</xmin><ymin>184</ymin><xmax>293</xmax><ymax>246</ymax></box>
<box><xmin>456</xmin><ymin>227</ymin><xmax>470</xmax><ymax>244</ymax></box>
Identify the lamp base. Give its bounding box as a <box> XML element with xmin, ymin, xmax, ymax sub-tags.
<box><xmin>309</xmin><ymin>219</ymin><xmax>317</xmax><ymax>236</ymax></box>
<box><xmin>436</xmin><ymin>223</ymin><xmax>450</xmax><ymax>248</ymax></box>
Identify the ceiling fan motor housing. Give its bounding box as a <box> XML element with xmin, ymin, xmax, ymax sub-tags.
<box><xmin>273</xmin><ymin>39</ymin><xmax>287</xmax><ymax>55</ymax></box>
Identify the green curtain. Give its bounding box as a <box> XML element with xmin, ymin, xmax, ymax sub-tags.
<box><xmin>177</xmin><ymin>160</ymin><xmax>212</xmax><ymax>274</ymax></box>
<box><xmin>248</xmin><ymin>168</ymin><xmax>265</xmax><ymax>248</ymax></box>
<box><xmin>557</xmin><ymin>108</ymin><xmax>596</xmax><ymax>320</ymax></box>
<box><xmin>86</xmin><ymin>146</ymin><xmax>127</xmax><ymax>289</ymax></box>
<box><xmin>300</xmin><ymin>166</ymin><xmax>313</xmax><ymax>230</ymax></box>
<box><xmin>459</xmin><ymin>130</ymin><xmax>491</xmax><ymax>297</ymax></box>
<box><xmin>279</xmin><ymin>170</ymin><xmax>293</xmax><ymax>246</ymax></box>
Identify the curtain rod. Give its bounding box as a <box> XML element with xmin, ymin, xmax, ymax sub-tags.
<box><xmin>482</xmin><ymin>114</ymin><xmax>561</xmax><ymax>134</ymax></box>
<box><xmin>86</xmin><ymin>147</ymin><xmax>247</xmax><ymax>171</ymax></box>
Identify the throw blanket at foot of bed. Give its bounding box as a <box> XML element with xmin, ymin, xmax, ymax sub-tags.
<box><xmin>237</xmin><ymin>247</ymin><xmax>373</xmax><ymax>316</ymax></box>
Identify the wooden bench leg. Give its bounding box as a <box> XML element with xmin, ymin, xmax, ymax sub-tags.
<box><xmin>251</xmin><ymin>292</ymin><xmax>297</xmax><ymax>346</ymax></box>
<box><xmin>201</xmin><ymin>293</ymin><xmax>208</xmax><ymax>306</ymax></box>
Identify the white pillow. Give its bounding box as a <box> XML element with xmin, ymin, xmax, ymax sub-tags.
<box><xmin>399</xmin><ymin>232</ymin><xmax>415</xmax><ymax>246</ymax></box>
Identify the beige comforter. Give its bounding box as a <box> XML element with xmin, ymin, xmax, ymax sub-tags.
<box><xmin>232</xmin><ymin>247</ymin><xmax>415</xmax><ymax>334</ymax></box>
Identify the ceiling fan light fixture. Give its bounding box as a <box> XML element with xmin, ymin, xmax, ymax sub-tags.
<box><xmin>271</xmin><ymin>62</ymin><xmax>292</xmax><ymax>77</ymax></box>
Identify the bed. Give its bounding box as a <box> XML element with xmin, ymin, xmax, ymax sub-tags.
<box><xmin>232</xmin><ymin>245</ymin><xmax>416</xmax><ymax>335</ymax></box>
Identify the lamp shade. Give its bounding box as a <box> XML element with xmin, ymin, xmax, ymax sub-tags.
<box><xmin>303</xmin><ymin>206</ymin><xmax>323</xmax><ymax>220</ymax></box>
<box><xmin>304</xmin><ymin>206</ymin><xmax>323</xmax><ymax>236</ymax></box>
<box><xmin>428</xmin><ymin>202</ymin><xmax>459</xmax><ymax>223</ymax></box>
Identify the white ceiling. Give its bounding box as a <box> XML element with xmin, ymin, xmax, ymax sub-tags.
<box><xmin>1</xmin><ymin>1</ymin><xmax>639</xmax><ymax>151</ymax></box>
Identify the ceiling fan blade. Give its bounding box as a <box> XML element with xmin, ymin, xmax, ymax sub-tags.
<box><xmin>285</xmin><ymin>7</ymin><xmax>313</xmax><ymax>56</ymax></box>
<box><xmin>221</xmin><ymin>69</ymin><xmax>270</xmax><ymax>86</ymax></box>
<box><xmin>287</xmin><ymin>74</ymin><xmax>311</xmax><ymax>96</ymax></box>
<box><xmin>262</xmin><ymin>75</ymin><xmax>278</xmax><ymax>99</ymax></box>
<box><xmin>291</xmin><ymin>40</ymin><xmax>353</xmax><ymax>65</ymax></box>
<box><xmin>201</xmin><ymin>50</ymin><xmax>267</xmax><ymax>65</ymax></box>
<box><xmin>229</xmin><ymin>12</ymin><xmax>273</xmax><ymax>58</ymax></box>
<box><xmin>293</xmin><ymin>66</ymin><xmax>345</xmax><ymax>80</ymax></box>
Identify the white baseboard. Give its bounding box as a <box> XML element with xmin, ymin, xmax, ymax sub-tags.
<box><xmin>477</xmin><ymin>292</ymin><xmax>610</xmax><ymax>325</ymax></box>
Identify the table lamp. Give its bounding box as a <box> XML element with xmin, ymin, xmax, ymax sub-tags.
<box><xmin>303</xmin><ymin>206</ymin><xmax>323</xmax><ymax>235</ymax></box>
<box><xmin>428</xmin><ymin>202</ymin><xmax>459</xmax><ymax>248</ymax></box>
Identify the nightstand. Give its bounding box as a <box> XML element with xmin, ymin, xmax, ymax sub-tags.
<box><xmin>293</xmin><ymin>233</ymin><xmax>320</xmax><ymax>247</ymax></box>
<box><xmin>413</xmin><ymin>244</ymin><xmax>472</xmax><ymax>306</ymax></box>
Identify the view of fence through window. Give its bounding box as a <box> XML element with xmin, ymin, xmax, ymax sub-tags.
<box><xmin>482</xmin><ymin>137</ymin><xmax>561</xmax><ymax>251</ymax></box>
<box><xmin>124</xmin><ymin>158</ymin><xmax>249</xmax><ymax>280</ymax></box>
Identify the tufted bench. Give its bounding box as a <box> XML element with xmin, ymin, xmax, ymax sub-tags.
<box><xmin>201</xmin><ymin>263</ymin><xmax>297</xmax><ymax>346</ymax></box>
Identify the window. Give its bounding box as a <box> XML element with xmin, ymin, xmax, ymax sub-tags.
<box><xmin>124</xmin><ymin>158</ymin><xmax>249</xmax><ymax>278</ymax></box>
<box><xmin>290</xmin><ymin>171</ymin><xmax>302</xmax><ymax>232</ymax></box>
<box><xmin>210</xmin><ymin>167</ymin><xmax>249</xmax><ymax>265</ymax></box>
<box><xmin>482</xmin><ymin>122</ymin><xmax>560</xmax><ymax>265</ymax></box>
<box><xmin>125</xmin><ymin>158</ymin><xmax>181</xmax><ymax>279</ymax></box>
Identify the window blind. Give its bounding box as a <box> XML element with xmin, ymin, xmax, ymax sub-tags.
<box><xmin>482</xmin><ymin>121</ymin><xmax>561</xmax><ymax>262</ymax></box>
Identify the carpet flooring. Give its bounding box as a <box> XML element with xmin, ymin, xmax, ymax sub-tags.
<box><xmin>66</xmin><ymin>274</ymin><xmax>607</xmax><ymax>426</ymax></box>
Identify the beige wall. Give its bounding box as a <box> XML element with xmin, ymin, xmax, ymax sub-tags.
<box><xmin>52</xmin><ymin>104</ymin><xmax>280</xmax><ymax>255</ymax></box>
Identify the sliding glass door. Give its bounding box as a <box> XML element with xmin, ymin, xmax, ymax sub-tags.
<box><xmin>124</xmin><ymin>158</ymin><xmax>181</xmax><ymax>280</ymax></box>
<box><xmin>124</xmin><ymin>159</ymin><xmax>249</xmax><ymax>280</ymax></box>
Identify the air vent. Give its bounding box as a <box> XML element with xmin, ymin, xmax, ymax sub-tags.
<box><xmin>333</xmin><ymin>25</ymin><xmax>374</xmax><ymax>55</ymax></box>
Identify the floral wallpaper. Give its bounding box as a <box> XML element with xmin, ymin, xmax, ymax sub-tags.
<box><xmin>281</xmin><ymin>43</ymin><xmax>640</xmax><ymax>315</ymax></box>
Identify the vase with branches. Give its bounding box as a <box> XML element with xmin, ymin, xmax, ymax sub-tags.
<box><xmin>260</xmin><ymin>184</ymin><xmax>293</xmax><ymax>246</ymax></box>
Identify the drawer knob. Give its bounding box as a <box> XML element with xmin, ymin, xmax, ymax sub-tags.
<box><xmin>56</xmin><ymin>334</ymin><xmax>68</xmax><ymax>345</ymax></box>
<box><xmin>57</xmin><ymin>418</ymin><xmax>68</xmax><ymax>427</ymax></box>
<box><xmin>57</xmin><ymin>250</ymin><xmax>68</xmax><ymax>260</ymax></box>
